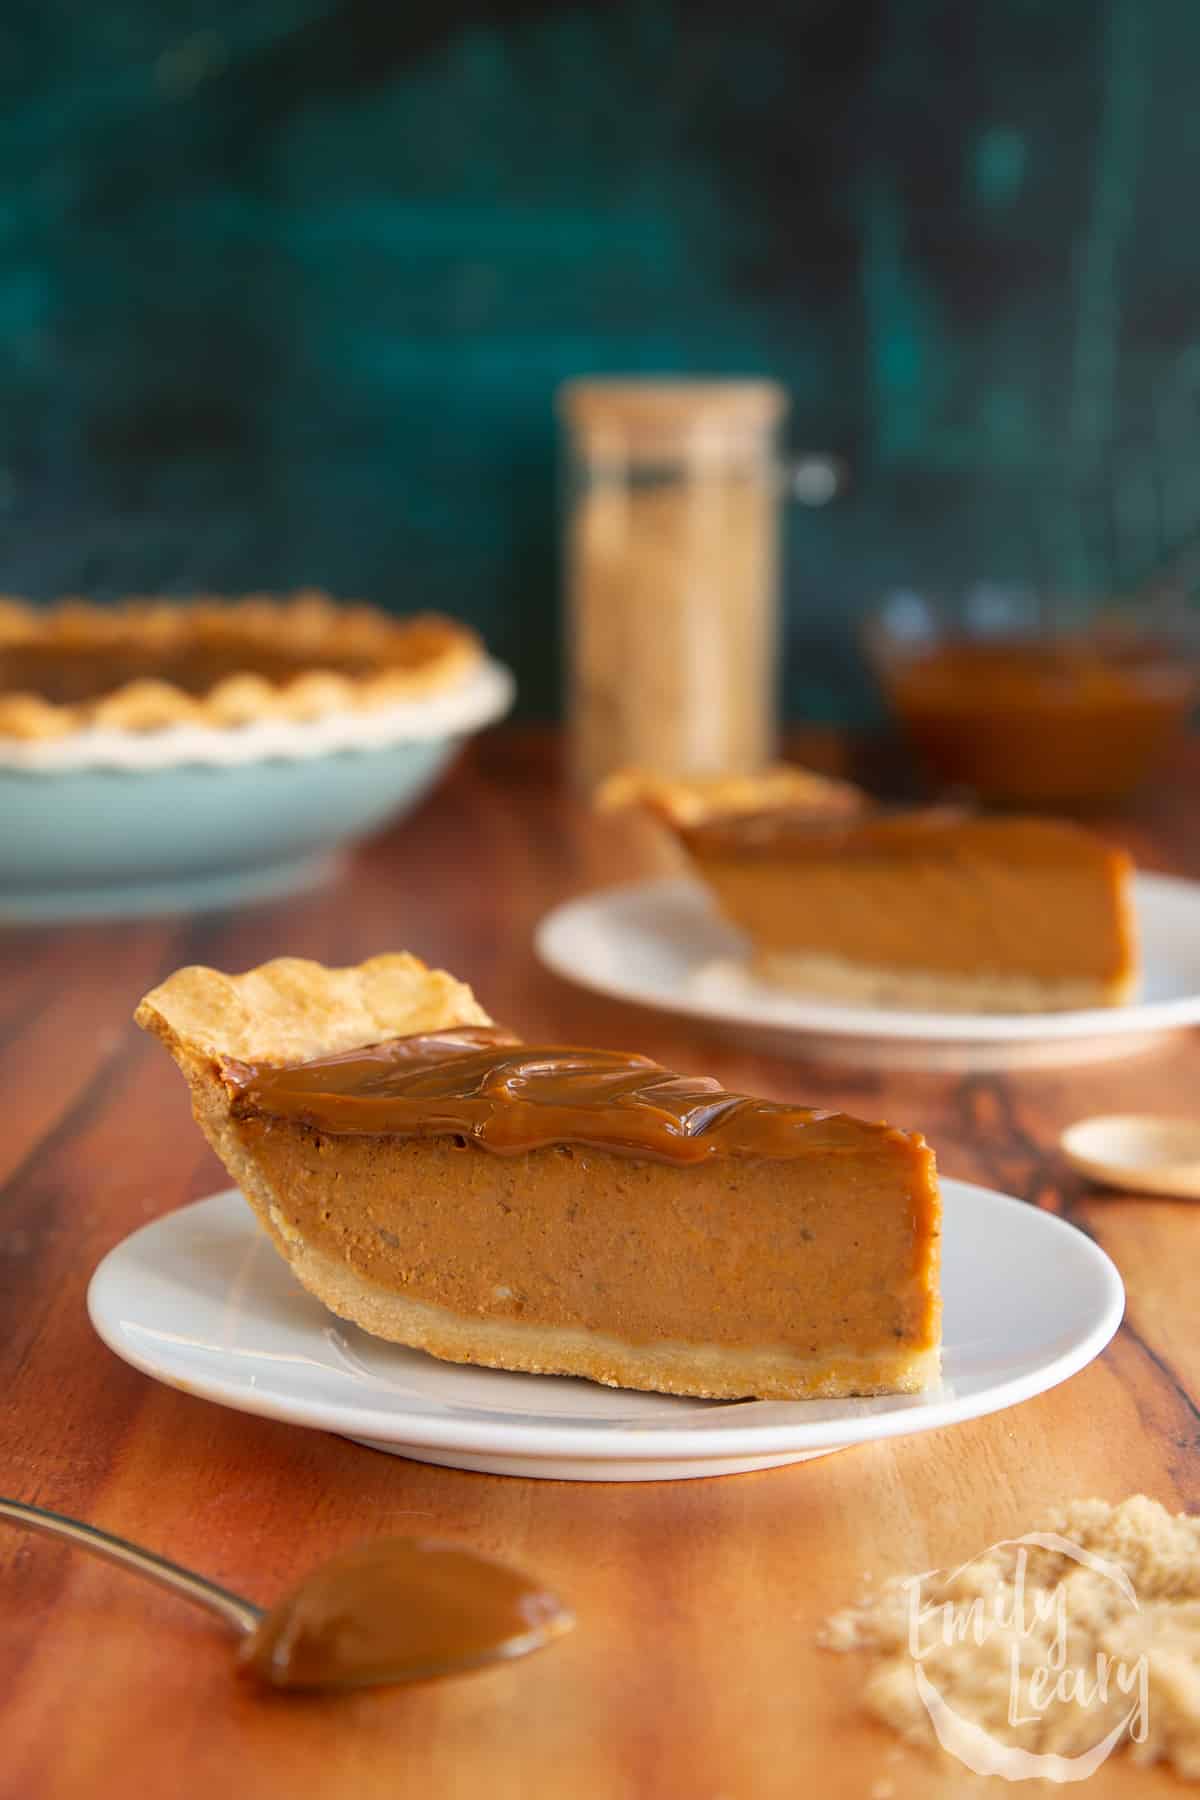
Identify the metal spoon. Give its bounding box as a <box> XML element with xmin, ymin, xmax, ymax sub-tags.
<box><xmin>0</xmin><ymin>1497</ymin><xmax>573</xmax><ymax>1690</ymax></box>
<box><xmin>1060</xmin><ymin>1114</ymin><xmax>1200</xmax><ymax>1199</ymax></box>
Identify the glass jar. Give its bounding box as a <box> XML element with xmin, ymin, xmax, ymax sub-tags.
<box><xmin>559</xmin><ymin>380</ymin><xmax>792</xmax><ymax>790</ymax></box>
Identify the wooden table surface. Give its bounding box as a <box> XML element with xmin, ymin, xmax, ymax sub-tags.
<box><xmin>3</xmin><ymin>728</ymin><xmax>1199</xmax><ymax>1800</ymax></box>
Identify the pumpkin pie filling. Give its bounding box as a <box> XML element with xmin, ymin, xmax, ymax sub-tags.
<box><xmin>136</xmin><ymin>955</ymin><xmax>942</xmax><ymax>1401</ymax></box>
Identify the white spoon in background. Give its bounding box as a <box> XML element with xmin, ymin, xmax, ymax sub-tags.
<box><xmin>1060</xmin><ymin>1114</ymin><xmax>1200</xmax><ymax>1199</ymax></box>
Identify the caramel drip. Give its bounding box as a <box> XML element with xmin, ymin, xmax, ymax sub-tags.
<box><xmin>225</xmin><ymin>1027</ymin><xmax>904</xmax><ymax>1166</ymax></box>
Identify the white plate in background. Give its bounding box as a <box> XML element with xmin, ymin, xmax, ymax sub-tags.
<box><xmin>535</xmin><ymin>872</ymin><xmax>1200</xmax><ymax>1069</ymax></box>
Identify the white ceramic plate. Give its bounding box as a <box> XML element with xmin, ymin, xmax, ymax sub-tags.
<box><xmin>535</xmin><ymin>872</ymin><xmax>1200</xmax><ymax>1070</ymax></box>
<box><xmin>88</xmin><ymin>1183</ymin><xmax>1123</xmax><ymax>1482</ymax></box>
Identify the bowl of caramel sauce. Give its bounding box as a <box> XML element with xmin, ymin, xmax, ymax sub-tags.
<box><xmin>867</xmin><ymin>602</ymin><xmax>1198</xmax><ymax>808</ymax></box>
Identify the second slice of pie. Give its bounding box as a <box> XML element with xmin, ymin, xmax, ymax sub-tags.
<box><xmin>603</xmin><ymin>773</ymin><xmax>1139</xmax><ymax>1013</ymax></box>
<box><xmin>136</xmin><ymin>954</ymin><xmax>941</xmax><ymax>1401</ymax></box>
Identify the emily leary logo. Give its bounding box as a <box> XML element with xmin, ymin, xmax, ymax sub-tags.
<box><xmin>903</xmin><ymin>1532</ymin><xmax>1150</xmax><ymax>1782</ymax></box>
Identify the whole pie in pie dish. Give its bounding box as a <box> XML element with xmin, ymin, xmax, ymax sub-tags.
<box><xmin>605</xmin><ymin>772</ymin><xmax>1139</xmax><ymax>1012</ymax></box>
<box><xmin>0</xmin><ymin>592</ymin><xmax>482</xmax><ymax>740</ymax></box>
<box><xmin>136</xmin><ymin>954</ymin><xmax>942</xmax><ymax>1401</ymax></box>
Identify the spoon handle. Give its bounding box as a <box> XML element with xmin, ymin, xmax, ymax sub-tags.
<box><xmin>0</xmin><ymin>1497</ymin><xmax>262</xmax><ymax>1637</ymax></box>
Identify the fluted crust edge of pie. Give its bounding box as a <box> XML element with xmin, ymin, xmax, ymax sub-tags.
<box><xmin>0</xmin><ymin>594</ymin><xmax>482</xmax><ymax>739</ymax></box>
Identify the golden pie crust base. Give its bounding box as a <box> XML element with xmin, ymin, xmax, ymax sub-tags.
<box><xmin>136</xmin><ymin>954</ymin><xmax>942</xmax><ymax>1402</ymax></box>
<box><xmin>757</xmin><ymin>948</ymin><xmax>1136</xmax><ymax>1012</ymax></box>
<box><xmin>0</xmin><ymin>593</ymin><xmax>482</xmax><ymax>739</ymax></box>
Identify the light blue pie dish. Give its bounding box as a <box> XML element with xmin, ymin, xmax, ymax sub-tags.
<box><xmin>0</xmin><ymin>659</ymin><xmax>513</xmax><ymax>922</ymax></box>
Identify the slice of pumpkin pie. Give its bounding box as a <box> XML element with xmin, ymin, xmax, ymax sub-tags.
<box><xmin>135</xmin><ymin>954</ymin><xmax>941</xmax><ymax>1401</ymax></box>
<box><xmin>676</xmin><ymin>807</ymin><xmax>1139</xmax><ymax>1012</ymax></box>
<box><xmin>603</xmin><ymin>772</ymin><xmax>1139</xmax><ymax>1012</ymax></box>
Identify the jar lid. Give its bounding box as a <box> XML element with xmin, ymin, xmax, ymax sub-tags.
<box><xmin>558</xmin><ymin>379</ymin><xmax>787</xmax><ymax>457</ymax></box>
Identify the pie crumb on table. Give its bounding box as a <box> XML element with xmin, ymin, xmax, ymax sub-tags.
<box><xmin>822</xmin><ymin>1494</ymin><xmax>1200</xmax><ymax>1780</ymax></box>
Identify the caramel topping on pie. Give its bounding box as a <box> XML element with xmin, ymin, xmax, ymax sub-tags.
<box><xmin>678</xmin><ymin>805</ymin><xmax>1125</xmax><ymax>868</ymax></box>
<box><xmin>224</xmin><ymin>1026</ymin><xmax>914</xmax><ymax>1166</ymax></box>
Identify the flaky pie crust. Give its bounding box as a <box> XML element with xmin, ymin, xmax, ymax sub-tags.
<box><xmin>596</xmin><ymin>762</ymin><xmax>865</xmax><ymax>827</ymax></box>
<box><xmin>135</xmin><ymin>952</ymin><xmax>492</xmax><ymax>1068</ymax></box>
<box><xmin>0</xmin><ymin>592</ymin><xmax>482</xmax><ymax>740</ymax></box>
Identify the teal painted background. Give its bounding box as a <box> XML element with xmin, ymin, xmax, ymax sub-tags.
<box><xmin>3</xmin><ymin>0</ymin><xmax>1199</xmax><ymax>717</ymax></box>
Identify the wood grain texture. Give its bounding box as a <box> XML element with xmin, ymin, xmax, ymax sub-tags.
<box><xmin>2</xmin><ymin>727</ymin><xmax>1198</xmax><ymax>1800</ymax></box>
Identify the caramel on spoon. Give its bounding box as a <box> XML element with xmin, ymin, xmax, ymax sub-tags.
<box><xmin>0</xmin><ymin>1497</ymin><xmax>573</xmax><ymax>1690</ymax></box>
